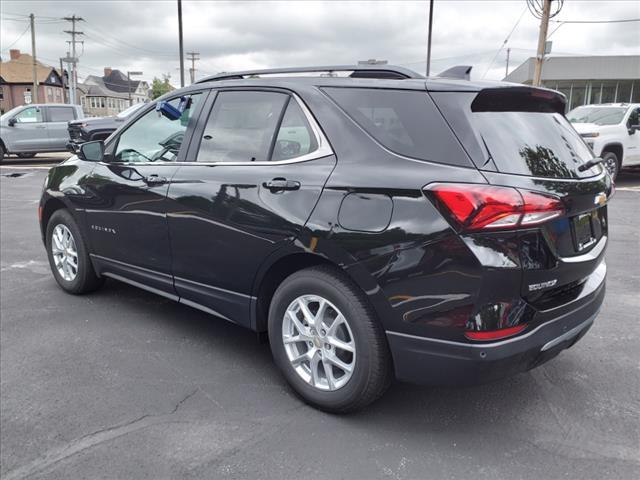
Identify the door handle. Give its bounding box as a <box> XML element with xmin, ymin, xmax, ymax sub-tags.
<box><xmin>263</xmin><ymin>178</ymin><xmax>301</xmax><ymax>192</ymax></box>
<box><xmin>144</xmin><ymin>174</ymin><xmax>168</xmax><ymax>185</ymax></box>
<box><xmin>36</xmin><ymin>125</ymin><xmax>46</xmax><ymax>129</ymax></box>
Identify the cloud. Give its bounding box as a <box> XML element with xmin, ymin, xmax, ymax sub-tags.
<box><xmin>1</xmin><ymin>0</ymin><xmax>638</xmax><ymax>85</ymax></box>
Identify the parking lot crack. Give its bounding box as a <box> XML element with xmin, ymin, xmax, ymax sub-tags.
<box><xmin>3</xmin><ymin>389</ymin><xmax>198</xmax><ymax>480</ymax></box>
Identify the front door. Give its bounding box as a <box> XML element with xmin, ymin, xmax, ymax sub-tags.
<box><xmin>6</xmin><ymin>106</ymin><xmax>49</xmax><ymax>152</ymax></box>
<box><xmin>166</xmin><ymin>89</ymin><xmax>336</xmax><ymax>326</ymax></box>
<box><xmin>625</xmin><ymin>107</ymin><xmax>640</xmax><ymax>164</ymax></box>
<box><xmin>44</xmin><ymin>105</ymin><xmax>77</xmax><ymax>150</ymax></box>
<box><xmin>84</xmin><ymin>92</ymin><xmax>205</xmax><ymax>295</ymax></box>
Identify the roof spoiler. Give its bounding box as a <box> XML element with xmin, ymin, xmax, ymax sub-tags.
<box><xmin>195</xmin><ymin>65</ymin><xmax>424</xmax><ymax>83</ymax></box>
<box><xmin>437</xmin><ymin>65</ymin><xmax>472</xmax><ymax>80</ymax></box>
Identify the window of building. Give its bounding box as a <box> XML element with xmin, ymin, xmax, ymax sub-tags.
<box><xmin>617</xmin><ymin>81</ymin><xmax>633</xmax><ymax>103</ymax></box>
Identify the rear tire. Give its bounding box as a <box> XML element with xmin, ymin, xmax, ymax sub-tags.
<box><xmin>46</xmin><ymin>209</ymin><xmax>104</xmax><ymax>294</ymax></box>
<box><xmin>0</xmin><ymin>143</ymin><xmax>5</xmax><ymax>160</ymax></box>
<box><xmin>602</xmin><ymin>151</ymin><xmax>620</xmax><ymax>181</ymax></box>
<box><xmin>268</xmin><ymin>265</ymin><xmax>392</xmax><ymax>413</ymax></box>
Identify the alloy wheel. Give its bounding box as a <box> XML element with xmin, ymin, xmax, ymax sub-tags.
<box><xmin>282</xmin><ymin>294</ymin><xmax>356</xmax><ymax>391</ymax></box>
<box><xmin>51</xmin><ymin>224</ymin><xmax>79</xmax><ymax>281</ymax></box>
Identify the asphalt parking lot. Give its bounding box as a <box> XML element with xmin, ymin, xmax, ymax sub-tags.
<box><xmin>1</xmin><ymin>164</ymin><xmax>639</xmax><ymax>480</ymax></box>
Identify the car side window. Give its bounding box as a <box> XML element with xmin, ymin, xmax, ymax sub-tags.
<box><xmin>114</xmin><ymin>94</ymin><xmax>201</xmax><ymax>163</ymax></box>
<box><xmin>197</xmin><ymin>91</ymin><xmax>288</xmax><ymax>162</ymax></box>
<box><xmin>48</xmin><ymin>107</ymin><xmax>76</xmax><ymax>122</ymax></box>
<box><xmin>14</xmin><ymin>107</ymin><xmax>43</xmax><ymax>123</ymax></box>
<box><xmin>271</xmin><ymin>100</ymin><xmax>318</xmax><ymax>161</ymax></box>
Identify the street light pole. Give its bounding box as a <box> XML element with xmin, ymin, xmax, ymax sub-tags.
<box><xmin>426</xmin><ymin>0</ymin><xmax>434</xmax><ymax>77</ymax></box>
<box><xmin>178</xmin><ymin>0</ymin><xmax>185</xmax><ymax>88</ymax></box>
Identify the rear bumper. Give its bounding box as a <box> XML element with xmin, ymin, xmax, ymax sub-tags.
<box><xmin>386</xmin><ymin>272</ymin><xmax>605</xmax><ymax>386</ymax></box>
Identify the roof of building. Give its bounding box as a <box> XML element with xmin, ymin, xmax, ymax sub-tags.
<box><xmin>504</xmin><ymin>55</ymin><xmax>640</xmax><ymax>83</ymax></box>
<box><xmin>0</xmin><ymin>51</ymin><xmax>63</xmax><ymax>85</ymax></box>
<box><xmin>79</xmin><ymin>77</ymin><xmax>129</xmax><ymax>98</ymax></box>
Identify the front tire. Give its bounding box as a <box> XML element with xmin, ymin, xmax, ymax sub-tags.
<box><xmin>46</xmin><ymin>209</ymin><xmax>104</xmax><ymax>294</ymax></box>
<box><xmin>268</xmin><ymin>266</ymin><xmax>392</xmax><ymax>413</ymax></box>
<box><xmin>602</xmin><ymin>151</ymin><xmax>620</xmax><ymax>181</ymax></box>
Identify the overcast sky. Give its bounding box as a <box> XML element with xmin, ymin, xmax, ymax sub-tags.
<box><xmin>2</xmin><ymin>0</ymin><xmax>639</xmax><ymax>85</ymax></box>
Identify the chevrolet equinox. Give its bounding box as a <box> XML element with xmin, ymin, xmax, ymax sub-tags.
<box><xmin>40</xmin><ymin>65</ymin><xmax>611</xmax><ymax>412</ymax></box>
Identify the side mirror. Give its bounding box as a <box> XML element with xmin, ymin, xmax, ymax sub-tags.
<box><xmin>8</xmin><ymin>118</ymin><xmax>16</xmax><ymax>127</ymax></box>
<box><xmin>629</xmin><ymin>124</ymin><xmax>640</xmax><ymax>135</ymax></box>
<box><xmin>78</xmin><ymin>140</ymin><xmax>104</xmax><ymax>162</ymax></box>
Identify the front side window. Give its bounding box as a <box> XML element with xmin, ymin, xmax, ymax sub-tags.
<box><xmin>114</xmin><ymin>93</ymin><xmax>201</xmax><ymax>163</ymax></box>
<box><xmin>48</xmin><ymin>107</ymin><xmax>75</xmax><ymax>122</ymax></box>
<box><xmin>14</xmin><ymin>106</ymin><xmax>43</xmax><ymax>123</ymax></box>
<box><xmin>197</xmin><ymin>91</ymin><xmax>288</xmax><ymax>162</ymax></box>
<box><xmin>627</xmin><ymin>108</ymin><xmax>640</xmax><ymax>127</ymax></box>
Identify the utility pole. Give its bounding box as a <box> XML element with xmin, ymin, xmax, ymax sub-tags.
<box><xmin>29</xmin><ymin>14</ymin><xmax>38</xmax><ymax>103</ymax></box>
<box><xmin>426</xmin><ymin>0</ymin><xmax>434</xmax><ymax>77</ymax></box>
<box><xmin>532</xmin><ymin>0</ymin><xmax>551</xmax><ymax>87</ymax></box>
<box><xmin>178</xmin><ymin>0</ymin><xmax>185</xmax><ymax>88</ymax></box>
<box><xmin>505</xmin><ymin>47</ymin><xmax>511</xmax><ymax>78</ymax></box>
<box><xmin>59</xmin><ymin>58</ymin><xmax>67</xmax><ymax>103</ymax></box>
<box><xmin>63</xmin><ymin>15</ymin><xmax>84</xmax><ymax>104</ymax></box>
<box><xmin>127</xmin><ymin>71</ymin><xmax>143</xmax><ymax>106</ymax></box>
<box><xmin>186</xmin><ymin>51</ymin><xmax>200</xmax><ymax>84</ymax></box>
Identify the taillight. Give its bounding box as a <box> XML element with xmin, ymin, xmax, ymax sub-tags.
<box><xmin>465</xmin><ymin>324</ymin><xmax>527</xmax><ymax>341</ymax></box>
<box><xmin>426</xmin><ymin>183</ymin><xmax>564</xmax><ymax>231</ymax></box>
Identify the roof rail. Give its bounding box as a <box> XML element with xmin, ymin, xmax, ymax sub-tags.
<box><xmin>195</xmin><ymin>65</ymin><xmax>424</xmax><ymax>83</ymax></box>
<box><xmin>437</xmin><ymin>65</ymin><xmax>472</xmax><ymax>80</ymax></box>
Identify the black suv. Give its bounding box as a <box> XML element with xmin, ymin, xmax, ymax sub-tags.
<box><xmin>39</xmin><ymin>65</ymin><xmax>610</xmax><ymax>412</ymax></box>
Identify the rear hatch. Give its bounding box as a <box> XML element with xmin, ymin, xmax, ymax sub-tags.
<box><xmin>430</xmin><ymin>86</ymin><xmax>612</xmax><ymax>306</ymax></box>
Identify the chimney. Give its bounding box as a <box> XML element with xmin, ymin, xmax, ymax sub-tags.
<box><xmin>9</xmin><ymin>49</ymin><xmax>21</xmax><ymax>60</ymax></box>
<box><xmin>104</xmin><ymin>67</ymin><xmax>112</xmax><ymax>77</ymax></box>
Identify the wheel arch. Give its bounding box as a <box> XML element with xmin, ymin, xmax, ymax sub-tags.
<box><xmin>40</xmin><ymin>196</ymin><xmax>77</xmax><ymax>242</ymax></box>
<box><xmin>601</xmin><ymin>142</ymin><xmax>623</xmax><ymax>161</ymax></box>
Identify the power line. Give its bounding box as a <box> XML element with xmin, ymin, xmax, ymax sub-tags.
<box><xmin>482</xmin><ymin>6</ymin><xmax>528</xmax><ymax>79</ymax></box>
<box><xmin>549</xmin><ymin>17</ymin><xmax>640</xmax><ymax>24</ymax></box>
<box><xmin>1</xmin><ymin>23</ymin><xmax>30</xmax><ymax>52</ymax></box>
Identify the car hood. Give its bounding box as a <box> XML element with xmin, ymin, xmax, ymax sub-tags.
<box><xmin>68</xmin><ymin>116</ymin><xmax>121</xmax><ymax>127</ymax></box>
<box><xmin>571</xmin><ymin>123</ymin><xmax>601</xmax><ymax>134</ymax></box>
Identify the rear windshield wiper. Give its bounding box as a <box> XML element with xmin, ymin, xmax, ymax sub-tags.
<box><xmin>578</xmin><ymin>157</ymin><xmax>604</xmax><ymax>172</ymax></box>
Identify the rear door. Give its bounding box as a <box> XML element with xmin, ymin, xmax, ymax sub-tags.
<box><xmin>166</xmin><ymin>89</ymin><xmax>336</xmax><ymax>327</ymax></box>
<box><xmin>44</xmin><ymin>105</ymin><xmax>78</xmax><ymax>149</ymax></box>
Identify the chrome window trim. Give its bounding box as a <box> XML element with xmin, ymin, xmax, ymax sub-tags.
<box><xmin>96</xmin><ymin>91</ymin><xmax>333</xmax><ymax>168</ymax></box>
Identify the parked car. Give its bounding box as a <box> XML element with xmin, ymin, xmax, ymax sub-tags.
<box><xmin>67</xmin><ymin>102</ymin><xmax>146</xmax><ymax>146</ymax></box>
<box><xmin>567</xmin><ymin>103</ymin><xmax>640</xmax><ymax>180</ymax></box>
<box><xmin>39</xmin><ymin>65</ymin><xmax>611</xmax><ymax>412</ymax></box>
<box><xmin>0</xmin><ymin>104</ymin><xmax>84</xmax><ymax>159</ymax></box>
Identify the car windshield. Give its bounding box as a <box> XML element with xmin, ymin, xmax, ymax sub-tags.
<box><xmin>116</xmin><ymin>103</ymin><xmax>145</xmax><ymax>119</ymax></box>
<box><xmin>0</xmin><ymin>106</ymin><xmax>26</xmax><ymax>121</ymax></box>
<box><xmin>566</xmin><ymin>106</ymin><xmax>627</xmax><ymax>126</ymax></box>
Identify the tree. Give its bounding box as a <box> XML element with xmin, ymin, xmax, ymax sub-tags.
<box><xmin>151</xmin><ymin>74</ymin><xmax>173</xmax><ymax>99</ymax></box>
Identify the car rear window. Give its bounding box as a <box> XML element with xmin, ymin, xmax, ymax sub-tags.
<box><xmin>322</xmin><ymin>87</ymin><xmax>472</xmax><ymax>167</ymax></box>
<box><xmin>431</xmin><ymin>90</ymin><xmax>600</xmax><ymax>179</ymax></box>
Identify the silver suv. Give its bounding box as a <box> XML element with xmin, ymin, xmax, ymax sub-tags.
<box><xmin>0</xmin><ymin>104</ymin><xmax>84</xmax><ymax>159</ymax></box>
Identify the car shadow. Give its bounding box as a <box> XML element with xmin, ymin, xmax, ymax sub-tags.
<box><xmin>93</xmin><ymin>279</ymin><xmax>587</xmax><ymax>432</ymax></box>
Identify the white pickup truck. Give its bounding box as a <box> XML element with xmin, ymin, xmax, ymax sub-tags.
<box><xmin>567</xmin><ymin>103</ymin><xmax>640</xmax><ymax>180</ymax></box>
